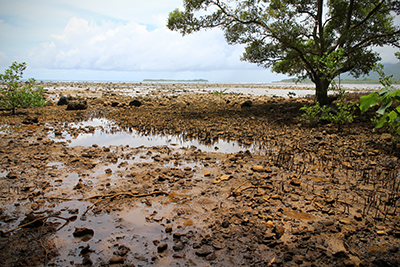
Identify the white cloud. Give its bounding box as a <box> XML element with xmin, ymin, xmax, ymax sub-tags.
<box><xmin>28</xmin><ymin>17</ymin><xmax>252</xmax><ymax>73</ymax></box>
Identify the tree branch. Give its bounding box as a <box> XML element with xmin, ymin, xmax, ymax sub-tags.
<box><xmin>350</xmin><ymin>0</ymin><xmax>385</xmax><ymax>30</ymax></box>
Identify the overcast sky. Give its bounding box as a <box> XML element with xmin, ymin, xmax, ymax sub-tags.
<box><xmin>0</xmin><ymin>0</ymin><xmax>399</xmax><ymax>83</ymax></box>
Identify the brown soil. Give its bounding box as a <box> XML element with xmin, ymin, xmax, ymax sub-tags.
<box><xmin>0</xmin><ymin>83</ymin><xmax>399</xmax><ymax>267</ymax></box>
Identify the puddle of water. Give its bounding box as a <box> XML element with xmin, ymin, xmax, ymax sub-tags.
<box><xmin>0</xmin><ymin>124</ymin><xmax>39</xmax><ymax>134</ymax></box>
<box><xmin>50</xmin><ymin>118</ymin><xmax>269</xmax><ymax>154</ymax></box>
<box><xmin>42</xmin><ymin>193</ymin><xmax>205</xmax><ymax>266</ymax></box>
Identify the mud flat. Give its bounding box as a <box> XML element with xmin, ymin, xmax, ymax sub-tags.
<box><xmin>0</xmin><ymin>82</ymin><xmax>399</xmax><ymax>266</ymax></box>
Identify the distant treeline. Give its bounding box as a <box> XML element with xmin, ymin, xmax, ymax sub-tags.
<box><xmin>143</xmin><ymin>79</ymin><xmax>208</xmax><ymax>82</ymax></box>
<box><xmin>276</xmin><ymin>62</ymin><xmax>400</xmax><ymax>84</ymax></box>
<box><xmin>276</xmin><ymin>77</ymin><xmax>400</xmax><ymax>84</ymax></box>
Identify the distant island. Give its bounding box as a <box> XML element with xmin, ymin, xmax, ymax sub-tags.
<box><xmin>143</xmin><ymin>79</ymin><xmax>208</xmax><ymax>82</ymax></box>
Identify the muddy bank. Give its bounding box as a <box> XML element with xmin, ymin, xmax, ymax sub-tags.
<box><xmin>0</xmin><ymin>83</ymin><xmax>399</xmax><ymax>266</ymax></box>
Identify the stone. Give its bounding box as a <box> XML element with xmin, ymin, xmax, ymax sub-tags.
<box><xmin>274</xmin><ymin>225</ymin><xmax>285</xmax><ymax>239</ymax></box>
<box><xmin>265</xmin><ymin>221</ymin><xmax>274</xmax><ymax>228</ymax></box>
<box><xmin>22</xmin><ymin>116</ymin><xmax>38</xmax><ymax>125</ymax></box>
<box><xmin>221</xmin><ymin>220</ymin><xmax>230</xmax><ymax>228</ymax></box>
<box><xmin>195</xmin><ymin>246</ymin><xmax>213</xmax><ymax>257</ymax></box>
<box><xmin>157</xmin><ymin>243</ymin><xmax>168</xmax><ymax>253</ymax></box>
<box><xmin>251</xmin><ymin>165</ymin><xmax>265</xmax><ymax>172</ymax></box>
<box><xmin>173</xmin><ymin>242</ymin><xmax>185</xmax><ymax>251</ymax></box>
<box><xmin>290</xmin><ymin>179</ymin><xmax>301</xmax><ymax>186</ymax></box>
<box><xmin>109</xmin><ymin>256</ymin><xmax>124</xmax><ymax>264</ymax></box>
<box><xmin>66</xmin><ymin>99</ymin><xmax>87</xmax><ymax>110</ymax></box>
<box><xmin>73</xmin><ymin>227</ymin><xmax>94</xmax><ymax>237</ymax></box>
<box><xmin>165</xmin><ymin>225</ymin><xmax>172</xmax><ymax>233</ymax></box>
<box><xmin>6</xmin><ymin>171</ymin><xmax>18</xmax><ymax>179</ymax></box>
<box><xmin>57</xmin><ymin>95</ymin><xmax>70</xmax><ymax>105</ymax></box>
<box><xmin>377</xmin><ymin>230</ymin><xmax>386</xmax><ymax>235</ymax></box>
<box><xmin>129</xmin><ymin>99</ymin><xmax>142</xmax><ymax>107</ymax></box>
<box><xmin>241</xmin><ymin>100</ymin><xmax>253</xmax><ymax>108</ymax></box>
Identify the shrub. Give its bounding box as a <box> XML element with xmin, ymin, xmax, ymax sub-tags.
<box><xmin>0</xmin><ymin>62</ymin><xmax>46</xmax><ymax>114</ymax></box>
<box><xmin>299</xmin><ymin>88</ymin><xmax>357</xmax><ymax>128</ymax></box>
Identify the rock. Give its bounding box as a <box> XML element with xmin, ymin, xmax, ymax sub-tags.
<box><xmin>265</xmin><ymin>221</ymin><xmax>274</xmax><ymax>228</ymax></box>
<box><xmin>221</xmin><ymin>220</ymin><xmax>230</xmax><ymax>228</ymax></box>
<box><xmin>111</xmin><ymin>101</ymin><xmax>119</xmax><ymax>107</ymax></box>
<box><xmin>241</xmin><ymin>100</ymin><xmax>253</xmax><ymax>108</ymax></box>
<box><xmin>66</xmin><ymin>99</ymin><xmax>87</xmax><ymax>110</ymax></box>
<box><xmin>129</xmin><ymin>99</ymin><xmax>142</xmax><ymax>107</ymax></box>
<box><xmin>213</xmin><ymin>174</ymin><xmax>231</xmax><ymax>184</ymax></box>
<box><xmin>206</xmin><ymin>252</ymin><xmax>217</xmax><ymax>261</ymax></box>
<box><xmin>165</xmin><ymin>225</ymin><xmax>172</xmax><ymax>233</ymax></box>
<box><xmin>73</xmin><ymin>227</ymin><xmax>94</xmax><ymax>238</ymax></box>
<box><xmin>82</xmin><ymin>256</ymin><xmax>93</xmax><ymax>266</ymax></box>
<box><xmin>377</xmin><ymin>230</ymin><xmax>386</xmax><ymax>235</ymax></box>
<box><xmin>22</xmin><ymin>116</ymin><xmax>38</xmax><ymax>124</ymax></box>
<box><xmin>109</xmin><ymin>256</ymin><xmax>124</xmax><ymax>264</ymax></box>
<box><xmin>274</xmin><ymin>225</ymin><xmax>285</xmax><ymax>239</ymax></box>
<box><xmin>73</xmin><ymin>179</ymin><xmax>84</xmax><ymax>190</ymax></box>
<box><xmin>195</xmin><ymin>246</ymin><xmax>213</xmax><ymax>257</ymax></box>
<box><xmin>290</xmin><ymin>179</ymin><xmax>301</xmax><ymax>186</ymax></box>
<box><xmin>251</xmin><ymin>165</ymin><xmax>265</xmax><ymax>172</ymax></box>
<box><xmin>325</xmin><ymin>236</ymin><xmax>347</xmax><ymax>256</ymax></box>
<box><xmin>173</xmin><ymin>242</ymin><xmax>185</xmax><ymax>251</ymax></box>
<box><xmin>204</xmin><ymin>171</ymin><xmax>211</xmax><ymax>176</ymax></box>
<box><xmin>6</xmin><ymin>171</ymin><xmax>18</xmax><ymax>179</ymax></box>
<box><xmin>57</xmin><ymin>95</ymin><xmax>70</xmax><ymax>105</ymax></box>
<box><xmin>80</xmin><ymin>245</ymin><xmax>93</xmax><ymax>255</ymax></box>
<box><xmin>157</xmin><ymin>243</ymin><xmax>168</xmax><ymax>253</ymax></box>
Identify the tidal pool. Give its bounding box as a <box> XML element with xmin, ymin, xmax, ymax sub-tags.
<box><xmin>52</xmin><ymin>118</ymin><xmax>269</xmax><ymax>154</ymax></box>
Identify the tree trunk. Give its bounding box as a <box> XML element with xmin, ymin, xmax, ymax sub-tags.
<box><xmin>314</xmin><ymin>78</ymin><xmax>331</xmax><ymax>105</ymax></box>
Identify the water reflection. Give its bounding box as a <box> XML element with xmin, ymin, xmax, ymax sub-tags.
<box><xmin>55</xmin><ymin>118</ymin><xmax>267</xmax><ymax>154</ymax></box>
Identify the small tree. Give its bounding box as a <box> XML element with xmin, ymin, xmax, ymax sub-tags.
<box><xmin>0</xmin><ymin>62</ymin><xmax>46</xmax><ymax>114</ymax></box>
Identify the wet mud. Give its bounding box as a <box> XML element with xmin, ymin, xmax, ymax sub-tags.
<box><xmin>0</xmin><ymin>82</ymin><xmax>399</xmax><ymax>266</ymax></box>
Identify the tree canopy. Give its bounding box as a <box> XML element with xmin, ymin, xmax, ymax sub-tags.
<box><xmin>167</xmin><ymin>0</ymin><xmax>400</xmax><ymax>105</ymax></box>
<box><xmin>0</xmin><ymin>62</ymin><xmax>46</xmax><ymax>114</ymax></box>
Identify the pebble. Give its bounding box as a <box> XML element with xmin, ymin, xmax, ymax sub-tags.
<box><xmin>157</xmin><ymin>244</ymin><xmax>168</xmax><ymax>253</ymax></box>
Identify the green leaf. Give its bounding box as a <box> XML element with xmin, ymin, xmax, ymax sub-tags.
<box><xmin>376</xmin><ymin>100</ymin><xmax>393</xmax><ymax>115</ymax></box>
<box><xmin>360</xmin><ymin>93</ymin><xmax>379</xmax><ymax>113</ymax></box>
<box><xmin>375</xmin><ymin>114</ymin><xmax>388</xmax><ymax>128</ymax></box>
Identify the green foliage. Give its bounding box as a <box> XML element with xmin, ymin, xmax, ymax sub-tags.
<box><xmin>168</xmin><ymin>0</ymin><xmax>400</xmax><ymax>105</ymax></box>
<box><xmin>213</xmin><ymin>89</ymin><xmax>228</xmax><ymax>101</ymax></box>
<box><xmin>360</xmin><ymin>63</ymin><xmax>400</xmax><ymax>135</ymax></box>
<box><xmin>322</xmin><ymin>101</ymin><xmax>357</xmax><ymax>126</ymax></box>
<box><xmin>300</xmin><ymin>88</ymin><xmax>357</xmax><ymax>127</ymax></box>
<box><xmin>0</xmin><ymin>62</ymin><xmax>46</xmax><ymax>114</ymax></box>
<box><xmin>299</xmin><ymin>102</ymin><xmax>328</xmax><ymax>125</ymax></box>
